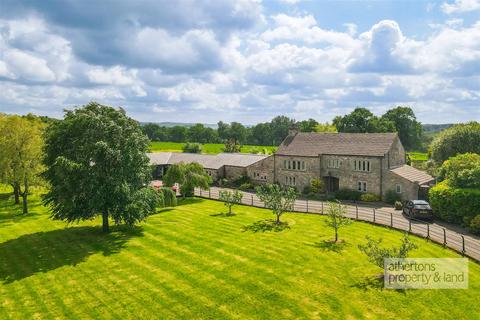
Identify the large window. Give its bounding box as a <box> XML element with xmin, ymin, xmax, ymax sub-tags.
<box><xmin>357</xmin><ymin>181</ymin><xmax>367</xmax><ymax>192</ymax></box>
<box><xmin>353</xmin><ymin>159</ymin><xmax>371</xmax><ymax>172</ymax></box>
<box><xmin>327</xmin><ymin>158</ymin><xmax>341</xmax><ymax>169</ymax></box>
<box><xmin>284</xmin><ymin>159</ymin><xmax>306</xmax><ymax>171</ymax></box>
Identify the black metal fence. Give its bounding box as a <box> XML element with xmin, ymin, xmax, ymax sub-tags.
<box><xmin>194</xmin><ymin>187</ymin><xmax>480</xmax><ymax>262</ymax></box>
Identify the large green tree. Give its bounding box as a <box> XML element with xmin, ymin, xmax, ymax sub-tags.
<box><xmin>381</xmin><ymin>106</ymin><xmax>422</xmax><ymax>150</ymax></box>
<box><xmin>430</xmin><ymin>121</ymin><xmax>480</xmax><ymax>164</ymax></box>
<box><xmin>43</xmin><ymin>102</ymin><xmax>158</xmax><ymax>232</ymax></box>
<box><xmin>0</xmin><ymin>114</ymin><xmax>44</xmax><ymax>214</ymax></box>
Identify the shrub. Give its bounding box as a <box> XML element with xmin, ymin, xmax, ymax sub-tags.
<box><xmin>469</xmin><ymin>215</ymin><xmax>480</xmax><ymax>235</ymax></box>
<box><xmin>232</xmin><ymin>175</ymin><xmax>251</xmax><ymax>187</ymax></box>
<box><xmin>394</xmin><ymin>201</ymin><xmax>403</xmax><ymax>210</ymax></box>
<box><xmin>303</xmin><ymin>185</ymin><xmax>312</xmax><ymax>195</ymax></box>
<box><xmin>437</xmin><ymin>153</ymin><xmax>480</xmax><ymax>188</ymax></box>
<box><xmin>239</xmin><ymin>182</ymin><xmax>254</xmax><ymax>191</ymax></box>
<box><xmin>311</xmin><ymin>178</ymin><xmax>324</xmax><ymax>193</ymax></box>
<box><xmin>182</xmin><ymin>142</ymin><xmax>202</xmax><ymax>153</ymax></box>
<box><xmin>384</xmin><ymin>189</ymin><xmax>401</xmax><ymax>205</ymax></box>
<box><xmin>334</xmin><ymin>188</ymin><xmax>361</xmax><ymax>201</ymax></box>
<box><xmin>159</xmin><ymin>187</ymin><xmax>177</xmax><ymax>207</ymax></box>
<box><xmin>360</xmin><ymin>193</ymin><xmax>380</xmax><ymax>202</ymax></box>
<box><xmin>429</xmin><ymin>180</ymin><xmax>480</xmax><ymax>224</ymax></box>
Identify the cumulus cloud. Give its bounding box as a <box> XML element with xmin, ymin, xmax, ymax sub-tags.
<box><xmin>0</xmin><ymin>2</ymin><xmax>479</xmax><ymax>123</ymax></box>
<box><xmin>348</xmin><ymin>20</ymin><xmax>416</xmax><ymax>74</ymax></box>
<box><xmin>441</xmin><ymin>0</ymin><xmax>480</xmax><ymax>14</ymax></box>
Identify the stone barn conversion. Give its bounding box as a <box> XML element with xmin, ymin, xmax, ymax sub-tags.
<box><xmin>148</xmin><ymin>130</ymin><xmax>434</xmax><ymax>201</ymax></box>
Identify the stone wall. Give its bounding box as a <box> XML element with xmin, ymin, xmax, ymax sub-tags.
<box><xmin>382</xmin><ymin>171</ymin><xmax>419</xmax><ymax>201</ymax></box>
<box><xmin>321</xmin><ymin>155</ymin><xmax>383</xmax><ymax>195</ymax></box>
<box><xmin>274</xmin><ymin>155</ymin><xmax>321</xmax><ymax>192</ymax></box>
<box><xmin>246</xmin><ymin>156</ymin><xmax>274</xmax><ymax>184</ymax></box>
<box><xmin>205</xmin><ymin>168</ymin><xmax>221</xmax><ymax>182</ymax></box>
<box><xmin>224</xmin><ymin>165</ymin><xmax>246</xmax><ymax>181</ymax></box>
<box><xmin>387</xmin><ymin>136</ymin><xmax>406</xmax><ymax>168</ymax></box>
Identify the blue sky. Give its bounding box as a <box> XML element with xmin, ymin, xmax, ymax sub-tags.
<box><xmin>0</xmin><ymin>0</ymin><xmax>479</xmax><ymax>124</ymax></box>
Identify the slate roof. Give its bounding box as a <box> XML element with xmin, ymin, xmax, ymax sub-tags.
<box><xmin>389</xmin><ymin>165</ymin><xmax>435</xmax><ymax>185</ymax></box>
<box><xmin>147</xmin><ymin>152</ymin><xmax>268</xmax><ymax>170</ymax></box>
<box><xmin>276</xmin><ymin>132</ymin><xmax>398</xmax><ymax>157</ymax></box>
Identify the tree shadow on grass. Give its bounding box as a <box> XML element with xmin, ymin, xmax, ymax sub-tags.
<box><xmin>308</xmin><ymin>240</ymin><xmax>350</xmax><ymax>253</ymax></box>
<box><xmin>0</xmin><ymin>225</ymin><xmax>143</xmax><ymax>284</ymax></box>
<box><xmin>350</xmin><ymin>275</ymin><xmax>406</xmax><ymax>295</ymax></box>
<box><xmin>178</xmin><ymin>197</ymin><xmax>205</xmax><ymax>206</ymax></box>
<box><xmin>0</xmin><ymin>192</ymin><xmax>44</xmax><ymax>226</ymax></box>
<box><xmin>210</xmin><ymin>212</ymin><xmax>236</xmax><ymax>217</ymax></box>
<box><xmin>242</xmin><ymin>219</ymin><xmax>290</xmax><ymax>233</ymax></box>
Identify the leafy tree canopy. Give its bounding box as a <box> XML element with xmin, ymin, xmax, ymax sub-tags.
<box><xmin>43</xmin><ymin>102</ymin><xmax>157</xmax><ymax>232</ymax></box>
<box><xmin>333</xmin><ymin>107</ymin><xmax>395</xmax><ymax>133</ymax></box>
<box><xmin>430</xmin><ymin>121</ymin><xmax>480</xmax><ymax>164</ymax></box>
<box><xmin>381</xmin><ymin>106</ymin><xmax>422</xmax><ymax>150</ymax></box>
<box><xmin>0</xmin><ymin>114</ymin><xmax>45</xmax><ymax>213</ymax></box>
<box><xmin>256</xmin><ymin>184</ymin><xmax>297</xmax><ymax>224</ymax></box>
<box><xmin>437</xmin><ymin>153</ymin><xmax>480</xmax><ymax>188</ymax></box>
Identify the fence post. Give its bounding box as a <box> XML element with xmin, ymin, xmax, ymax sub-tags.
<box><xmin>390</xmin><ymin>212</ymin><xmax>393</xmax><ymax>228</ymax></box>
<box><xmin>443</xmin><ymin>228</ymin><xmax>447</xmax><ymax>247</ymax></box>
<box><xmin>209</xmin><ymin>189</ymin><xmax>211</xmax><ymax>198</ymax></box>
<box><xmin>373</xmin><ymin>208</ymin><xmax>376</xmax><ymax>223</ymax></box>
<box><xmin>461</xmin><ymin>235</ymin><xmax>465</xmax><ymax>256</ymax></box>
<box><xmin>200</xmin><ymin>189</ymin><xmax>203</xmax><ymax>197</ymax></box>
<box><xmin>251</xmin><ymin>195</ymin><xmax>253</xmax><ymax>206</ymax></box>
<box><xmin>409</xmin><ymin>220</ymin><xmax>412</xmax><ymax>233</ymax></box>
<box><xmin>321</xmin><ymin>201</ymin><xmax>324</xmax><ymax>214</ymax></box>
<box><xmin>306</xmin><ymin>199</ymin><xmax>309</xmax><ymax>213</ymax></box>
<box><xmin>355</xmin><ymin>205</ymin><xmax>358</xmax><ymax>220</ymax></box>
<box><xmin>427</xmin><ymin>224</ymin><xmax>430</xmax><ymax>240</ymax></box>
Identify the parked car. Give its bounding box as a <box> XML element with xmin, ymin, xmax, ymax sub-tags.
<box><xmin>403</xmin><ymin>200</ymin><xmax>434</xmax><ymax>220</ymax></box>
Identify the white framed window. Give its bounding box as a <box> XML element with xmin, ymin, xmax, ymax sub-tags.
<box><xmin>327</xmin><ymin>158</ymin><xmax>341</xmax><ymax>169</ymax></box>
<box><xmin>396</xmin><ymin>184</ymin><xmax>402</xmax><ymax>193</ymax></box>
<box><xmin>357</xmin><ymin>181</ymin><xmax>367</xmax><ymax>192</ymax></box>
<box><xmin>284</xmin><ymin>159</ymin><xmax>306</xmax><ymax>171</ymax></box>
<box><xmin>353</xmin><ymin>159</ymin><xmax>371</xmax><ymax>172</ymax></box>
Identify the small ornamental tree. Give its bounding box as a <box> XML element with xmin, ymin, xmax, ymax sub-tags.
<box><xmin>219</xmin><ymin>190</ymin><xmax>243</xmax><ymax>215</ymax></box>
<box><xmin>163</xmin><ymin>162</ymin><xmax>211</xmax><ymax>197</ymax></box>
<box><xmin>255</xmin><ymin>184</ymin><xmax>297</xmax><ymax>224</ymax></box>
<box><xmin>325</xmin><ymin>201</ymin><xmax>352</xmax><ymax>242</ymax></box>
<box><xmin>43</xmin><ymin>102</ymin><xmax>158</xmax><ymax>232</ymax></box>
<box><xmin>358</xmin><ymin>233</ymin><xmax>418</xmax><ymax>270</ymax></box>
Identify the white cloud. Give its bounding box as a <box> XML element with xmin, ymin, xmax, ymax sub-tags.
<box><xmin>3</xmin><ymin>49</ymin><xmax>56</xmax><ymax>82</ymax></box>
<box><xmin>441</xmin><ymin>0</ymin><xmax>480</xmax><ymax>14</ymax></box>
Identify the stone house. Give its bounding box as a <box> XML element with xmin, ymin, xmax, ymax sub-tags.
<box><xmin>148</xmin><ymin>131</ymin><xmax>434</xmax><ymax>200</ymax></box>
<box><xmin>273</xmin><ymin>130</ymin><xmax>434</xmax><ymax>200</ymax></box>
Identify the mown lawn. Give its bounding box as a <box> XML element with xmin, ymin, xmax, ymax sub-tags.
<box><xmin>149</xmin><ymin>141</ymin><xmax>277</xmax><ymax>154</ymax></box>
<box><xmin>0</xmin><ymin>187</ymin><xmax>479</xmax><ymax>319</ymax></box>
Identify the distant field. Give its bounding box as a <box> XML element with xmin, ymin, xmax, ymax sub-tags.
<box><xmin>149</xmin><ymin>141</ymin><xmax>277</xmax><ymax>154</ymax></box>
<box><xmin>407</xmin><ymin>152</ymin><xmax>429</xmax><ymax>161</ymax></box>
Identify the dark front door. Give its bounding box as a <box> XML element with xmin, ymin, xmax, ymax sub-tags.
<box><xmin>324</xmin><ymin>176</ymin><xmax>339</xmax><ymax>193</ymax></box>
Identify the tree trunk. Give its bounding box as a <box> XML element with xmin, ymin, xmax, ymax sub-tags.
<box><xmin>12</xmin><ymin>183</ymin><xmax>20</xmax><ymax>205</ymax></box>
<box><xmin>276</xmin><ymin>213</ymin><xmax>280</xmax><ymax>224</ymax></box>
<box><xmin>21</xmin><ymin>177</ymin><xmax>28</xmax><ymax>214</ymax></box>
<box><xmin>102</xmin><ymin>211</ymin><xmax>109</xmax><ymax>233</ymax></box>
<box><xmin>228</xmin><ymin>205</ymin><xmax>232</xmax><ymax>216</ymax></box>
<box><xmin>334</xmin><ymin>228</ymin><xmax>338</xmax><ymax>243</ymax></box>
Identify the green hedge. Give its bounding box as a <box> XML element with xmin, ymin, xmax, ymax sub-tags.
<box><xmin>335</xmin><ymin>188</ymin><xmax>362</xmax><ymax>201</ymax></box>
<box><xmin>429</xmin><ymin>180</ymin><xmax>480</xmax><ymax>224</ymax></box>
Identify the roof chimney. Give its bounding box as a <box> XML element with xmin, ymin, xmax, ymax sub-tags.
<box><xmin>288</xmin><ymin>126</ymin><xmax>299</xmax><ymax>136</ymax></box>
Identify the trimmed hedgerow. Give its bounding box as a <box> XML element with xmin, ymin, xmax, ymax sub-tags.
<box><xmin>429</xmin><ymin>180</ymin><xmax>480</xmax><ymax>224</ymax></box>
